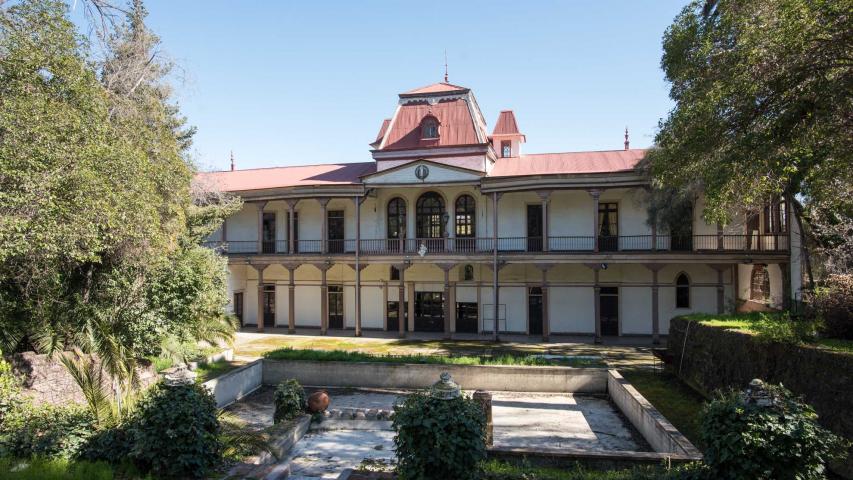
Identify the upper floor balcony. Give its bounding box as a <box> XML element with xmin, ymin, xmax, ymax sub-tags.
<box><xmin>203</xmin><ymin>233</ymin><xmax>789</xmax><ymax>258</ymax></box>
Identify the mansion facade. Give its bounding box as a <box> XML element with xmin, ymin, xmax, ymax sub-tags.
<box><xmin>200</xmin><ymin>82</ymin><xmax>800</xmax><ymax>343</ymax></box>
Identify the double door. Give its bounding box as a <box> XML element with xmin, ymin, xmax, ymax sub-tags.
<box><xmin>414</xmin><ymin>292</ymin><xmax>444</xmax><ymax>332</ymax></box>
<box><xmin>327</xmin><ymin>210</ymin><xmax>345</xmax><ymax>253</ymax></box>
<box><xmin>328</xmin><ymin>286</ymin><xmax>343</xmax><ymax>329</ymax></box>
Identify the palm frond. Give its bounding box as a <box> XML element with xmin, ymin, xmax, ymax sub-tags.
<box><xmin>60</xmin><ymin>352</ymin><xmax>112</xmax><ymax>427</ymax></box>
<box><xmin>217</xmin><ymin>411</ymin><xmax>276</xmax><ymax>461</ymax></box>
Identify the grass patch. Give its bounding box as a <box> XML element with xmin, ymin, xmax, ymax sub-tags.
<box><xmin>262</xmin><ymin>347</ymin><xmax>606</xmax><ymax>368</ymax></box>
<box><xmin>194</xmin><ymin>359</ymin><xmax>241</xmax><ymax>382</ymax></box>
<box><xmin>0</xmin><ymin>457</ymin><xmax>149</xmax><ymax>480</ymax></box>
<box><xmin>481</xmin><ymin>460</ymin><xmax>689</xmax><ymax>479</ymax></box>
<box><xmin>815</xmin><ymin>338</ymin><xmax>853</xmax><ymax>354</ymax></box>
<box><xmin>620</xmin><ymin>368</ymin><xmax>706</xmax><ymax>449</ymax></box>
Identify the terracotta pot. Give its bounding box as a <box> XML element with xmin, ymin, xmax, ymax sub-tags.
<box><xmin>307</xmin><ymin>390</ymin><xmax>330</xmax><ymax>413</ymax></box>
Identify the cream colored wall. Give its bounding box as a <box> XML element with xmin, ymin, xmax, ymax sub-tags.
<box><xmin>549</xmin><ymin>287</ymin><xmax>595</xmax><ymax>333</ymax></box>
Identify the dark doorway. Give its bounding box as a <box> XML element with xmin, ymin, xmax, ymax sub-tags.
<box><xmin>233</xmin><ymin>292</ymin><xmax>244</xmax><ymax>327</ymax></box>
<box><xmin>328</xmin><ymin>285</ymin><xmax>344</xmax><ymax>329</ymax></box>
<box><xmin>327</xmin><ymin>210</ymin><xmax>345</xmax><ymax>253</ymax></box>
<box><xmin>414</xmin><ymin>292</ymin><xmax>444</xmax><ymax>332</ymax></box>
<box><xmin>598</xmin><ymin>203</ymin><xmax>618</xmax><ymax>252</ymax></box>
<box><xmin>527</xmin><ymin>204</ymin><xmax>543</xmax><ymax>252</ymax></box>
<box><xmin>528</xmin><ymin>287</ymin><xmax>543</xmax><ymax>335</ymax></box>
<box><xmin>456</xmin><ymin>302</ymin><xmax>478</xmax><ymax>333</ymax></box>
<box><xmin>287</xmin><ymin>212</ymin><xmax>299</xmax><ymax>253</ymax></box>
<box><xmin>262</xmin><ymin>212</ymin><xmax>276</xmax><ymax>254</ymax></box>
<box><xmin>387</xmin><ymin>301</ymin><xmax>408</xmax><ymax>332</ymax></box>
<box><xmin>600</xmin><ymin>287</ymin><xmax>619</xmax><ymax>336</ymax></box>
<box><xmin>263</xmin><ymin>284</ymin><xmax>275</xmax><ymax>327</ymax></box>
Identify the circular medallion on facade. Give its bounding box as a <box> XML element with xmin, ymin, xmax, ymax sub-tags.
<box><xmin>415</xmin><ymin>164</ymin><xmax>429</xmax><ymax>180</ymax></box>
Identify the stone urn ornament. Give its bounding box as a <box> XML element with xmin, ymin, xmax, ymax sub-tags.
<box><xmin>430</xmin><ymin>372</ymin><xmax>461</xmax><ymax>400</ymax></box>
<box><xmin>308</xmin><ymin>390</ymin><xmax>330</xmax><ymax>413</ymax></box>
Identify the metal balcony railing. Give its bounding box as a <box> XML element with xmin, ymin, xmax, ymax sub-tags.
<box><xmin>202</xmin><ymin>234</ymin><xmax>789</xmax><ymax>256</ymax></box>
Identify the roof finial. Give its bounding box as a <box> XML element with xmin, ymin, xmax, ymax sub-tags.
<box><xmin>624</xmin><ymin>127</ymin><xmax>630</xmax><ymax>150</ymax></box>
<box><xmin>230</xmin><ymin>150</ymin><xmax>235</xmax><ymax>171</ymax></box>
<box><xmin>444</xmin><ymin>50</ymin><xmax>448</xmax><ymax>83</ymax></box>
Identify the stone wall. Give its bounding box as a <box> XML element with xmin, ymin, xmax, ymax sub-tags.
<box><xmin>668</xmin><ymin>316</ymin><xmax>853</xmax><ymax>478</ymax></box>
<box><xmin>8</xmin><ymin>351</ymin><xmax>158</xmax><ymax>406</ymax></box>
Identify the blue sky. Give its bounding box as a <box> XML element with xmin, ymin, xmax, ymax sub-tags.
<box><xmin>74</xmin><ymin>1</ymin><xmax>686</xmax><ymax>171</ymax></box>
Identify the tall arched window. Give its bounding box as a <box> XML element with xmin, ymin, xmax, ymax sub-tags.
<box><xmin>455</xmin><ymin>195</ymin><xmax>476</xmax><ymax>238</ymax></box>
<box><xmin>387</xmin><ymin>197</ymin><xmax>406</xmax><ymax>240</ymax></box>
<box><xmin>750</xmin><ymin>264</ymin><xmax>771</xmax><ymax>302</ymax></box>
<box><xmin>421</xmin><ymin>116</ymin><xmax>439</xmax><ymax>139</ymax></box>
<box><xmin>675</xmin><ymin>273</ymin><xmax>690</xmax><ymax>309</ymax></box>
<box><xmin>463</xmin><ymin>264</ymin><xmax>474</xmax><ymax>281</ymax></box>
<box><xmin>416</xmin><ymin>192</ymin><xmax>445</xmax><ymax>239</ymax></box>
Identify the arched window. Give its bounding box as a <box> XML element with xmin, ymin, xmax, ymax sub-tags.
<box><xmin>387</xmin><ymin>197</ymin><xmax>406</xmax><ymax>240</ymax></box>
<box><xmin>421</xmin><ymin>116</ymin><xmax>439</xmax><ymax>139</ymax></box>
<box><xmin>455</xmin><ymin>195</ymin><xmax>476</xmax><ymax>238</ymax></box>
<box><xmin>416</xmin><ymin>192</ymin><xmax>445</xmax><ymax>238</ymax></box>
<box><xmin>750</xmin><ymin>264</ymin><xmax>770</xmax><ymax>302</ymax></box>
<box><xmin>463</xmin><ymin>264</ymin><xmax>474</xmax><ymax>281</ymax></box>
<box><xmin>675</xmin><ymin>273</ymin><xmax>690</xmax><ymax>309</ymax></box>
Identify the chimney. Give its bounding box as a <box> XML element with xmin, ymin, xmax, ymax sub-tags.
<box><xmin>624</xmin><ymin>127</ymin><xmax>629</xmax><ymax>150</ymax></box>
<box><xmin>230</xmin><ymin>150</ymin><xmax>235</xmax><ymax>171</ymax></box>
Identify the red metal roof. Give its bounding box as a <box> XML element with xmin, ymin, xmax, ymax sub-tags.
<box><xmin>490</xmin><ymin>149</ymin><xmax>647</xmax><ymax>177</ymax></box>
<box><xmin>492</xmin><ymin>110</ymin><xmax>521</xmax><ymax>135</ymax></box>
<box><xmin>197</xmin><ymin>162</ymin><xmax>375</xmax><ymax>192</ymax></box>
<box><xmin>373</xmin><ymin>118</ymin><xmax>391</xmax><ymax>143</ymax></box>
<box><xmin>402</xmin><ymin>82</ymin><xmax>469</xmax><ymax>96</ymax></box>
<box><xmin>380</xmin><ymin>99</ymin><xmax>480</xmax><ymax>150</ymax></box>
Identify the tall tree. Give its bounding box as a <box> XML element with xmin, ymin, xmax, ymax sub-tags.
<box><xmin>646</xmin><ymin>0</ymin><xmax>852</xmax><ymax>248</ymax></box>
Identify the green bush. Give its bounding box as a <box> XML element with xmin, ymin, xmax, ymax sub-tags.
<box><xmin>124</xmin><ymin>382</ymin><xmax>221</xmax><ymax>478</ymax></box>
<box><xmin>0</xmin><ymin>457</ymin><xmax>116</xmax><ymax>480</ymax></box>
<box><xmin>700</xmin><ymin>383</ymin><xmax>847</xmax><ymax>479</ymax></box>
<box><xmin>750</xmin><ymin>312</ymin><xmax>821</xmax><ymax>344</ymax></box>
<box><xmin>273</xmin><ymin>379</ymin><xmax>306</xmax><ymax>423</ymax></box>
<box><xmin>0</xmin><ymin>401</ymin><xmax>95</xmax><ymax>460</ymax></box>
<box><xmin>809</xmin><ymin>273</ymin><xmax>853</xmax><ymax>340</ymax></box>
<box><xmin>393</xmin><ymin>392</ymin><xmax>486</xmax><ymax>480</ymax></box>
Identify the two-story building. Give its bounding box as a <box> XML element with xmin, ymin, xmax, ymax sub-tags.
<box><xmin>199</xmin><ymin>81</ymin><xmax>801</xmax><ymax>343</ymax></box>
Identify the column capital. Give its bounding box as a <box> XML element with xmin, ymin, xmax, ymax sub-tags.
<box><xmin>347</xmin><ymin>263</ymin><xmax>369</xmax><ymax>272</ymax></box>
<box><xmin>535</xmin><ymin>190</ymin><xmax>552</xmax><ymax>201</ymax></box>
<box><xmin>492</xmin><ymin>192</ymin><xmax>504</xmax><ymax>202</ymax></box>
<box><xmin>641</xmin><ymin>263</ymin><xmax>666</xmax><ymax>273</ymax></box>
<box><xmin>583</xmin><ymin>262</ymin><xmax>608</xmax><ymax>272</ymax></box>
<box><xmin>316</xmin><ymin>197</ymin><xmax>331</xmax><ymax>207</ymax></box>
<box><xmin>587</xmin><ymin>188</ymin><xmax>603</xmax><ymax>199</ymax></box>
<box><xmin>280</xmin><ymin>262</ymin><xmax>301</xmax><ymax>273</ymax></box>
<box><xmin>436</xmin><ymin>263</ymin><xmax>456</xmax><ymax>272</ymax></box>
<box><xmin>311</xmin><ymin>262</ymin><xmax>333</xmax><ymax>273</ymax></box>
<box><xmin>285</xmin><ymin>198</ymin><xmax>299</xmax><ymax>209</ymax></box>
<box><xmin>256</xmin><ymin>200</ymin><xmax>269</xmax><ymax>210</ymax></box>
<box><xmin>248</xmin><ymin>262</ymin><xmax>269</xmax><ymax>273</ymax></box>
<box><xmin>533</xmin><ymin>263</ymin><xmax>554</xmax><ymax>272</ymax></box>
<box><xmin>490</xmin><ymin>260</ymin><xmax>509</xmax><ymax>272</ymax></box>
<box><xmin>708</xmin><ymin>263</ymin><xmax>731</xmax><ymax>272</ymax></box>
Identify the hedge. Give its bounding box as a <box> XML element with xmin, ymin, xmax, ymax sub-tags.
<box><xmin>668</xmin><ymin>316</ymin><xmax>853</xmax><ymax>478</ymax></box>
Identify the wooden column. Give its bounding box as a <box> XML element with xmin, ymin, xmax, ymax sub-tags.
<box><xmin>710</xmin><ymin>264</ymin><xmax>727</xmax><ymax>314</ymax></box>
<box><xmin>406</xmin><ymin>280</ymin><xmax>415</xmax><ymax>333</ymax></box>
<box><xmin>256</xmin><ymin>201</ymin><xmax>268</xmax><ymax>254</ymax></box>
<box><xmin>353</xmin><ymin>196</ymin><xmax>362</xmax><ymax>337</ymax></box>
<box><xmin>284</xmin><ymin>263</ymin><xmax>299</xmax><ymax>334</ymax></box>
<box><xmin>537</xmin><ymin>191</ymin><xmax>551</xmax><ymax>252</ymax></box>
<box><xmin>594</xmin><ymin>269</ymin><xmax>601</xmax><ymax>343</ymax></box>
<box><xmin>314</xmin><ymin>263</ymin><xmax>332</xmax><ymax>335</ymax></box>
<box><xmin>492</xmin><ymin>192</ymin><xmax>502</xmax><ymax>341</ymax></box>
<box><xmin>398</xmin><ymin>265</ymin><xmax>407</xmax><ymax>338</ymax></box>
<box><xmin>286</xmin><ymin>199</ymin><xmax>298</xmax><ymax>254</ymax></box>
<box><xmin>252</xmin><ymin>264</ymin><xmax>267</xmax><ymax>332</ymax></box>
<box><xmin>588</xmin><ymin>190</ymin><xmax>601</xmax><ymax>252</ymax></box>
<box><xmin>438</xmin><ymin>264</ymin><xmax>455</xmax><ymax>340</ymax></box>
<box><xmin>317</xmin><ymin>198</ymin><xmax>330</xmax><ymax>254</ymax></box>
<box><xmin>779</xmin><ymin>262</ymin><xmax>791</xmax><ymax>310</ymax></box>
<box><xmin>449</xmin><ymin>280</ymin><xmax>457</xmax><ymax>334</ymax></box>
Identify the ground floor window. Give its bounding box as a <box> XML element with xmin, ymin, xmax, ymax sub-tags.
<box><xmin>328</xmin><ymin>286</ymin><xmax>343</xmax><ymax>329</ymax></box>
<box><xmin>528</xmin><ymin>287</ymin><xmax>543</xmax><ymax>335</ymax></box>
<box><xmin>456</xmin><ymin>302</ymin><xmax>478</xmax><ymax>333</ymax></box>
<box><xmin>233</xmin><ymin>292</ymin><xmax>243</xmax><ymax>326</ymax></box>
<box><xmin>262</xmin><ymin>284</ymin><xmax>275</xmax><ymax>327</ymax></box>
<box><xmin>750</xmin><ymin>264</ymin><xmax>770</xmax><ymax>302</ymax></box>
<box><xmin>599</xmin><ymin>287</ymin><xmax>619</xmax><ymax>336</ymax></box>
<box><xmin>414</xmin><ymin>292</ymin><xmax>444</xmax><ymax>332</ymax></box>
<box><xmin>387</xmin><ymin>300</ymin><xmax>408</xmax><ymax>331</ymax></box>
<box><xmin>675</xmin><ymin>273</ymin><xmax>690</xmax><ymax>309</ymax></box>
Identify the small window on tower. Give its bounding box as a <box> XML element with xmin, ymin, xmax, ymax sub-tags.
<box><xmin>501</xmin><ymin>141</ymin><xmax>511</xmax><ymax>158</ymax></box>
<box><xmin>422</xmin><ymin>117</ymin><xmax>439</xmax><ymax>139</ymax></box>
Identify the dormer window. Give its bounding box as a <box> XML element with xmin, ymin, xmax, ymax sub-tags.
<box><xmin>421</xmin><ymin>116</ymin><xmax>439</xmax><ymax>139</ymax></box>
<box><xmin>501</xmin><ymin>141</ymin><xmax>511</xmax><ymax>158</ymax></box>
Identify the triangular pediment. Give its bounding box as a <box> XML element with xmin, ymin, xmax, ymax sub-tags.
<box><xmin>362</xmin><ymin>159</ymin><xmax>483</xmax><ymax>185</ymax></box>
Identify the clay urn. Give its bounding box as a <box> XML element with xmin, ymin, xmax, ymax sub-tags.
<box><xmin>307</xmin><ymin>390</ymin><xmax>330</xmax><ymax>413</ymax></box>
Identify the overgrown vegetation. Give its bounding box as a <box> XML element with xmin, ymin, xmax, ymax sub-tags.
<box><xmin>393</xmin><ymin>392</ymin><xmax>486</xmax><ymax>480</ymax></box>
<box><xmin>481</xmin><ymin>460</ymin><xmax>703</xmax><ymax>480</ymax></box>
<box><xmin>700</xmin><ymin>383</ymin><xmax>847</xmax><ymax>479</ymax></box>
<box><xmin>0</xmin><ymin>457</ymin><xmax>121</xmax><ymax>480</ymax></box>
<box><xmin>263</xmin><ymin>347</ymin><xmax>605</xmax><ymax>367</ymax></box>
<box><xmin>273</xmin><ymin>379</ymin><xmax>306</xmax><ymax>424</ymax></box>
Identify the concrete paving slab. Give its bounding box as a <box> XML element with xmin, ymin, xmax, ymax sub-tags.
<box><xmin>285</xmin><ymin>429</ymin><xmax>395</xmax><ymax>480</ymax></box>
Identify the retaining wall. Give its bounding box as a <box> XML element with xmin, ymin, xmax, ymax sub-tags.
<box><xmin>262</xmin><ymin>360</ymin><xmax>608</xmax><ymax>393</ymax></box>
<box><xmin>203</xmin><ymin>359</ymin><xmax>263</xmax><ymax>408</ymax></box>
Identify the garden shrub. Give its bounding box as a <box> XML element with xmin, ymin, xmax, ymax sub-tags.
<box><xmin>273</xmin><ymin>379</ymin><xmax>306</xmax><ymax>423</ymax></box>
<box><xmin>0</xmin><ymin>402</ymin><xmax>95</xmax><ymax>460</ymax></box>
<box><xmin>393</xmin><ymin>391</ymin><xmax>486</xmax><ymax>480</ymax></box>
<box><xmin>750</xmin><ymin>312</ymin><xmax>820</xmax><ymax>344</ymax></box>
<box><xmin>0</xmin><ymin>457</ymin><xmax>115</xmax><ymax>480</ymax></box>
<box><xmin>809</xmin><ymin>273</ymin><xmax>853</xmax><ymax>339</ymax></box>
<box><xmin>700</xmin><ymin>383</ymin><xmax>847</xmax><ymax>480</ymax></box>
<box><xmin>124</xmin><ymin>381</ymin><xmax>221</xmax><ymax>478</ymax></box>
